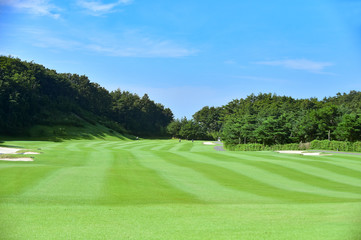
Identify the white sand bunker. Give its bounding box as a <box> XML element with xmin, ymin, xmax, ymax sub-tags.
<box><xmin>203</xmin><ymin>142</ymin><xmax>216</xmax><ymax>145</ymax></box>
<box><xmin>277</xmin><ymin>151</ymin><xmax>304</xmax><ymax>154</ymax></box>
<box><xmin>0</xmin><ymin>147</ymin><xmax>39</xmax><ymax>161</ymax></box>
<box><xmin>277</xmin><ymin>150</ymin><xmax>325</xmax><ymax>156</ymax></box>
<box><xmin>0</xmin><ymin>147</ymin><xmax>22</xmax><ymax>154</ymax></box>
<box><xmin>0</xmin><ymin>158</ymin><xmax>34</xmax><ymax>162</ymax></box>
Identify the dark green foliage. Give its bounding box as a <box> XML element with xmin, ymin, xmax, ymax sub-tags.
<box><xmin>222</xmin><ymin>93</ymin><xmax>361</xmax><ymax>148</ymax></box>
<box><xmin>192</xmin><ymin>106</ymin><xmax>223</xmax><ymax>139</ymax></box>
<box><xmin>225</xmin><ymin>143</ymin><xmax>301</xmax><ymax>151</ymax></box>
<box><xmin>310</xmin><ymin>140</ymin><xmax>361</xmax><ymax>152</ymax></box>
<box><xmin>167</xmin><ymin>106</ymin><xmax>224</xmax><ymax>140</ymax></box>
<box><xmin>167</xmin><ymin>119</ymin><xmax>182</xmax><ymax>138</ymax></box>
<box><xmin>111</xmin><ymin>90</ymin><xmax>173</xmax><ymax>136</ymax></box>
<box><xmin>334</xmin><ymin>113</ymin><xmax>361</xmax><ymax>142</ymax></box>
<box><xmin>168</xmin><ymin>91</ymin><xmax>361</xmax><ymax>149</ymax></box>
<box><xmin>0</xmin><ymin>56</ymin><xmax>173</xmax><ymax>137</ymax></box>
<box><xmin>167</xmin><ymin>117</ymin><xmax>211</xmax><ymax>140</ymax></box>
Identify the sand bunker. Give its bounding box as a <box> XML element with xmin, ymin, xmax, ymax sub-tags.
<box><xmin>0</xmin><ymin>147</ymin><xmax>22</xmax><ymax>154</ymax></box>
<box><xmin>0</xmin><ymin>147</ymin><xmax>39</xmax><ymax>161</ymax></box>
<box><xmin>0</xmin><ymin>147</ymin><xmax>39</xmax><ymax>155</ymax></box>
<box><xmin>0</xmin><ymin>158</ymin><xmax>34</xmax><ymax>162</ymax></box>
<box><xmin>277</xmin><ymin>150</ymin><xmax>325</xmax><ymax>156</ymax></box>
<box><xmin>203</xmin><ymin>142</ymin><xmax>215</xmax><ymax>145</ymax></box>
<box><xmin>277</xmin><ymin>151</ymin><xmax>304</xmax><ymax>154</ymax></box>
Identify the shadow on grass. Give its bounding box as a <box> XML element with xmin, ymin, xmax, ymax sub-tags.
<box><xmin>0</xmin><ymin>125</ymin><xmax>135</xmax><ymax>142</ymax></box>
<box><xmin>0</xmin><ymin>122</ymin><xmax>175</xmax><ymax>142</ymax></box>
<box><xmin>0</xmin><ymin>144</ymin><xmax>25</xmax><ymax>149</ymax></box>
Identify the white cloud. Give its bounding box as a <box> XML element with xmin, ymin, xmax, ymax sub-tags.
<box><xmin>224</xmin><ymin>60</ymin><xmax>236</xmax><ymax>65</ymax></box>
<box><xmin>21</xmin><ymin>28</ymin><xmax>81</xmax><ymax>49</ymax></box>
<box><xmin>232</xmin><ymin>75</ymin><xmax>288</xmax><ymax>84</ymax></box>
<box><xmin>86</xmin><ymin>40</ymin><xmax>196</xmax><ymax>58</ymax></box>
<box><xmin>21</xmin><ymin>27</ymin><xmax>196</xmax><ymax>58</ymax></box>
<box><xmin>85</xmin><ymin>30</ymin><xmax>197</xmax><ymax>57</ymax></box>
<box><xmin>0</xmin><ymin>0</ymin><xmax>61</xmax><ymax>18</ymax></box>
<box><xmin>255</xmin><ymin>59</ymin><xmax>334</xmax><ymax>73</ymax></box>
<box><xmin>77</xmin><ymin>0</ymin><xmax>132</xmax><ymax>15</ymax></box>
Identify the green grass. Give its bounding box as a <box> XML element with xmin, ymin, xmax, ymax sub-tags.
<box><xmin>1</xmin><ymin>138</ymin><xmax>361</xmax><ymax>239</ymax></box>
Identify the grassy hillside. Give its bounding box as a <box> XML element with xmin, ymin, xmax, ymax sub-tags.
<box><xmin>1</xmin><ymin>138</ymin><xmax>361</xmax><ymax>239</ymax></box>
<box><xmin>0</xmin><ymin>56</ymin><xmax>173</xmax><ymax>137</ymax></box>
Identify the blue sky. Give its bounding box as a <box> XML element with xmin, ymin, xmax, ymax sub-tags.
<box><xmin>1</xmin><ymin>0</ymin><xmax>361</xmax><ymax>118</ymax></box>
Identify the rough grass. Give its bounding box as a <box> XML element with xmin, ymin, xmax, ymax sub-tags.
<box><xmin>0</xmin><ymin>138</ymin><xmax>361</xmax><ymax>239</ymax></box>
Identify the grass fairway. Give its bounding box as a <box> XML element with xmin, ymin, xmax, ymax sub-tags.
<box><xmin>1</xmin><ymin>138</ymin><xmax>361</xmax><ymax>239</ymax></box>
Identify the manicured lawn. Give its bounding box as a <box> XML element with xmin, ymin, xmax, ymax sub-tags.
<box><xmin>1</xmin><ymin>138</ymin><xmax>361</xmax><ymax>239</ymax></box>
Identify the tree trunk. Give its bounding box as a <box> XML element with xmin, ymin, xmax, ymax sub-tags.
<box><xmin>328</xmin><ymin>130</ymin><xmax>331</xmax><ymax>141</ymax></box>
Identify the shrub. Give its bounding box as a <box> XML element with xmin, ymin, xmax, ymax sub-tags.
<box><xmin>225</xmin><ymin>140</ymin><xmax>361</xmax><ymax>152</ymax></box>
<box><xmin>310</xmin><ymin>140</ymin><xmax>361</xmax><ymax>152</ymax></box>
<box><xmin>225</xmin><ymin>143</ymin><xmax>303</xmax><ymax>151</ymax></box>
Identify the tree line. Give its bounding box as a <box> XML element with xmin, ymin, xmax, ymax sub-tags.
<box><xmin>0</xmin><ymin>56</ymin><xmax>173</xmax><ymax>136</ymax></box>
<box><xmin>2</xmin><ymin>56</ymin><xmax>360</xmax><ymax>145</ymax></box>
<box><xmin>168</xmin><ymin>92</ymin><xmax>361</xmax><ymax>147</ymax></box>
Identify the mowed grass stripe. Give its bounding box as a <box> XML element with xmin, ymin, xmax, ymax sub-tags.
<box><xmin>266</xmin><ymin>153</ymin><xmax>361</xmax><ymax>186</ymax></box>
<box><xmin>124</xmin><ymin>141</ymin><xmax>164</xmax><ymax>151</ymax></box>
<box><xmin>319</xmin><ymin>153</ymin><xmax>361</xmax><ymax>163</ymax></box>
<box><xmin>317</xmin><ymin>155</ymin><xmax>361</xmax><ymax>172</ymax></box>
<box><xmin>202</xmin><ymin>152</ymin><xmax>361</xmax><ymax>195</ymax></box>
<box><xmin>1</xmin><ymin>139</ymin><xmax>361</xmax><ymax>240</ymax></box>
<box><xmin>177</xmin><ymin>142</ymin><xmax>196</xmax><ymax>152</ymax></box>
<box><xmin>78</xmin><ymin>140</ymin><xmax>135</xmax><ymax>152</ymax></box>
<box><xmin>129</xmin><ymin>141</ymin><xmax>168</xmax><ymax>151</ymax></box>
<box><xmin>172</xmin><ymin>151</ymin><xmax>361</xmax><ymax>202</ymax></box>
<box><xmin>100</xmin><ymin>150</ymin><xmax>201</xmax><ymax>205</ymax></box>
<box><xmin>301</xmin><ymin>159</ymin><xmax>361</xmax><ymax>178</ymax></box>
<box><xmin>163</xmin><ymin>152</ymin><xmax>323</xmax><ymax>203</ymax></box>
<box><xmin>38</xmin><ymin>146</ymin><xmax>91</xmax><ymax>167</ymax></box>
<box><xmin>84</xmin><ymin>141</ymin><xmax>120</xmax><ymax>151</ymax></box>
<box><xmin>168</xmin><ymin>141</ymin><xmax>194</xmax><ymax>152</ymax></box>
<box><xmin>150</xmin><ymin>141</ymin><xmax>178</xmax><ymax>151</ymax></box>
<box><xmin>224</xmin><ymin>151</ymin><xmax>361</xmax><ymax>187</ymax></box>
<box><xmin>0</xmin><ymin>165</ymin><xmax>58</xmax><ymax>198</ymax></box>
<box><xmin>135</xmin><ymin>150</ymin><xmax>274</xmax><ymax>203</ymax></box>
<box><xmin>64</xmin><ymin>141</ymin><xmax>84</xmax><ymax>152</ymax></box>
<box><xmin>215</xmin><ymin>151</ymin><xmax>361</xmax><ymax>189</ymax></box>
<box><xmin>18</xmin><ymin>148</ymin><xmax>113</xmax><ymax>205</ymax></box>
<box><xmin>154</xmin><ymin>141</ymin><xmax>181</xmax><ymax>151</ymax></box>
<box><xmin>77</xmin><ymin>140</ymin><xmax>103</xmax><ymax>149</ymax></box>
<box><xmin>272</xmin><ymin>152</ymin><xmax>361</xmax><ymax>172</ymax></box>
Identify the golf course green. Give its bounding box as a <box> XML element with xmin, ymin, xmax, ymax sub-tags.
<box><xmin>1</xmin><ymin>137</ymin><xmax>361</xmax><ymax>239</ymax></box>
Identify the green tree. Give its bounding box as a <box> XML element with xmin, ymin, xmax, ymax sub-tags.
<box><xmin>334</xmin><ymin>113</ymin><xmax>361</xmax><ymax>141</ymax></box>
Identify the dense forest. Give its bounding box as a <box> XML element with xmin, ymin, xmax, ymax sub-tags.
<box><xmin>168</xmin><ymin>92</ymin><xmax>361</xmax><ymax>149</ymax></box>
<box><xmin>2</xmin><ymin>56</ymin><xmax>361</xmax><ymax>149</ymax></box>
<box><xmin>0</xmin><ymin>56</ymin><xmax>173</xmax><ymax>137</ymax></box>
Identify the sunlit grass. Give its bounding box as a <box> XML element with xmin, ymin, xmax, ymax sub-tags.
<box><xmin>1</xmin><ymin>138</ymin><xmax>360</xmax><ymax>239</ymax></box>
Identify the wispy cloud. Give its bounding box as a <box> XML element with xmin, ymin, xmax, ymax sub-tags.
<box><xmin>224</xmin><ymin>60</ymin><xmax>236</xmax><ymax>65</ymax></box>
<box><xmin>0</xmin><ymin>0</ymin><xmax>61</xmax><ymax>18</ymax></box>
<box><xmin>255</xmin><ymin>59</ymin><xmax>334</xmax><ymax>74</ymax></box>
<box><xmin>85</xmin><ymin>30</ymin><xmax>197</xmax><ymax>57</ymax></box>
<box><xmin>21</xmin><ymin>27</ymin><xmax>196</xmax><ymax>58</ymax></box>
<box><xmin>232</xmin><ymin>75</ymin><xmax>288</xmax><ymax>84</ymax></box>
<box><xmin>21</xmin><ymin>28</ymin><xmax>81</xmax><ymax>49</ymax></box>
<box><xmin>87</xmin><ymin>39</ymin><xmax>196</xmax><ymax>58</ymax></box>
<box><xmin>224</xmin><ymin>59</ymin><xmax>246</xmax><ymax>69</ymax></box>
<box><xmin>77</xmin><ymin>0</ymin><xmax>132</xmax><ymax>15</ymax></box>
